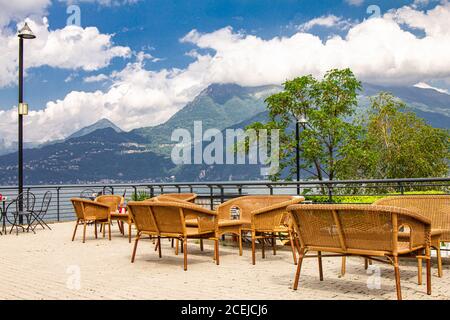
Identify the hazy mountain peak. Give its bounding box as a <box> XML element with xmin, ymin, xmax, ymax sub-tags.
<box><xmin>68</xmin><ymin>118</ymin><xmax>123</xmax><ymax>140</ymax></box>
<box><xmin>200</xmin><ymin>83</ymin><xmax>281</xmax><ymax>104</ymax></box>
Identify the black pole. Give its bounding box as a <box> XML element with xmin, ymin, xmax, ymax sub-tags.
<box><xmin>296</xmin><ymin>121</ymin><xmax>300</xmax><ymax>195</ymax></box>
<box><xmin>18</xmin><ymin>37</ymin><xmax>24</xmax><ymax>223</ymax></box>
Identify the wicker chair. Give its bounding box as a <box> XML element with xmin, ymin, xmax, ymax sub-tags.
<box><xmin>374</xmin><ymin>195</ymin><xmax>450</xmax><ymax>281</ymax></box>
<box><xmin>127</xmin><ymin>201</ymin><xmax>219</xmax><ymax>271</ymax></box>
<box><xmin>96</xmin><ymin>195</ymin><xmax>133</xmax><ymax>242</ymax></box>
<box><xmin>216</xmin><ymin>195</ymin><xmax>303</xmax><ymax>256</ymax></box>
<box><xmin>287</xmin><ymin>204</ymin><xmax>432</xmax><ymax>300</ymax></box>
<box><xmin>250</xmin><ymin>196</ymin><xmax>304</xmax><ymax>265</ymax></box>
<box><xmin>71</xmin><ymin>198</ymin><xmax>111</xmax><ymax>243</ymax></box>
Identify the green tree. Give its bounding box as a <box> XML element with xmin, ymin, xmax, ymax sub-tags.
<box><xmin>341</xmin><ymin>92</ymin><xmax>449</xmax><ymax>179</ymax></box>
<box><xmin>247</xmin><ymin>68</ymin><xmax>363</xmax><ymax>181</ymax></box>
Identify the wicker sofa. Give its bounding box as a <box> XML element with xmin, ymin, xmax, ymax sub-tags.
<box><xmin>287</xmin><ymin>204</ymin><xmax>433</xmax><ymax>300</ymax></box>
<box><xmin>127</xmin><ymin>200</ymin><xmax>219</xmax><ymax>271</ymax></box>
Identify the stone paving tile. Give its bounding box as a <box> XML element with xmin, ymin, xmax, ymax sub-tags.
<box><xmin>0</xmin><ymin>221</ymin><xmax>448</xmax><ymax>300</ymax></box>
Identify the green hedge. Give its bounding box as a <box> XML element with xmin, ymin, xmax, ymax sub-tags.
<box><xmin>305</xmin><ymin>190</ymin><xmax>446</xmax><ymax>204</ymax></box>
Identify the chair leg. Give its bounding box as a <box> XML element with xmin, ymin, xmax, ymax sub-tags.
<box><xmin>238</xmin><ymin>231</ymin><xmax>243</xmax><ymax>256</ymax></box>
<box><xmin>183</xmin><ymin>238</ymin><xmax>188</xmax><ymax>271</ymax></box>
<box><xmin>364</xmin><ymin>258</ymin><xmax>369</xmax><ymax>270</ymax></box>
<box><xmin>200</xmin><ymin>239</ymin><xmax>204</xmax><ymax>251</ymax></box>
<box><xmin>393</xmin><ymin>256</ymin><xmax>402</xmax><ymax>300</ymax></box>
<box><xmin>215</xmin><ymin>239</ymin><xmax>220</xmax><ymax>265</ymax></box>
<box><xmin>341</xmin><ymin>257</ymin><xmax>346</xmax><ymax>277</ymax></box>
<box><xmin>102</xmin><ymin>222</ymin><xmax>106</xmax><ymax>238</ymax></box>
<box><xmin>131</xmin><ymin>233</ymin><xmax>140</xmax><ymax>263</ymax></box>
<box><xmin>251</xmin><ymin>232</ymin><xmax>256</xmax><ymax>265</ymax></box>
<box><xmin>9</xmin><ymin>214</ymin><xmax>18</xmax><ymax>234</ymax></box>
<box><xmin>108</xmin><ymin>221</ymin><xmax>111</xmax><ymax>240</ymax></box>
<box><xmin>175</xmin><ymin>238</ymin><xmax>179</xmax><ymax>255</ymax></box>
<box><xmin>426</xmin><ymin>246</ymin><xmax>431</xmax><ymax>295</ymax></box>
<box><xmin>72</xmin><ymin>219</ymin><xmax>79</xmax><ymax>241</ymax></box>
<box><xmin>293</xmin><ymin>248</ymin><xmax>305</xmax><ymax>290</ymax></box>
<box><xmin>128</xmin><ymin>223</ymin><xmax>132</xmax><ymax>243</ymax></box>
<box><xmin>289</xmin><ymin>230</ymin><xmax>297</xmax><ymax>265</ymax></box>
<box><xmin>158</xmin><ymin>236</ymin><xmax>162</xmax><ymax>258</ymax></box>
<box><xmin>171</xmin><ymin>238</ymin><xmax>174</xmax><ymax>248</ymax></box>
<box><xmin>272</xmin><ymin>233</ymin><xmax>276</xmax><ymax>255</ymax></box>
<box><xmin>82</xmin><ymin>221</ymin><xmax>87</xmax><ymax>243</ymax></box>
<box><xmin>94</xmin><ymin>221</ymin><xmax>98</xmax><ymax>239</ymax></box>
<box><xmin>417</xmin><ymin>256</ymin><xmax>423</xmax><ymax>285</ymax></box>
<box><xmin>318</xmin><ymin>251</ymin><xmax>323</xmax><ymax>281</ymax></box>
<box><xmin>261</xmin><ymin>236</ymin><xmax>265</xmax><ymax>259</ymax></box>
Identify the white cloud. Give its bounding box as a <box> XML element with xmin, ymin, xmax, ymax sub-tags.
<box><xmin>0</xmin><ymin>17</ymin><xmax>131</xmax><ymax>87</ymax></box>
<box><xmin>414</xmin><ymin>82</ymin><xmax>449</xmax><ymax>94</ymax></box>
<box><xmin>84</xmin><ymin>73</ymin><xmax>109</xmax><ymax>82</ymax></box>
<box><xmin>298</xmin><ymin>15</ymin><xmax>353</xmax><ymax>31</ymax></box>
<box><xmin>0</xmin><ymin>0</ymin><xmax>50</xmax><ymax>27</ymax></box>
<box><xmin>1</xmin><ymin>2</ymin><xmax>450</xmax><ymax>146</ymax></box>
<box><xmin>345</xmin><ymin>0</ymin><xmax>364</xmax><ymax>6</ymax></box>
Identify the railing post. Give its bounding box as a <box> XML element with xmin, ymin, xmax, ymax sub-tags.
<box><xmin>398</xmin><ymin>182</ymin><xmax>404</xmax><ymax>195</ymax></box>
<box><xmin>57</xmin><ymin>187</ymin><xmax>60</xmax><ymax>222</ymax></box>
<box><xmin>132</xmin><ymin>186</ymin><xmax>137</xmax><ymax>200</ymax></box>
<box><xmin>267</xmin><ymin>184</ymin><xmax>273</xmax><ymax>195</ymax></box>
<box><xmin>177</xmin><ymin>186</ymin><xmax>181</xmax><ymax>193</ymax></box>
<box><xmin>238</xmin><ymin>185</ymin><xmax>242</xmax><ymax>196</ymax></box>
<box><xmin>150</xmin><ymin>186</ymin><xmax>154</xmax><ymax>198</ymax></box>
<box><xmin>209</xmin><ymin>186</ymin><xmax>214</xmax><ymax>210</ymax></box>
<box><xmin>219</xmin><ymin>185</ymin><xmax>224</xmax><ymax>203</ymax></box>
<box><xmin>327</xmin><ymin>184</ymin><xmax>333</xmax><ymax>203</ymax></box>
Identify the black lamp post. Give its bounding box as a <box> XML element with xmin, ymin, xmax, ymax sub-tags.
<box><xmin>17</xmin><ymin>22</ymin><xmax>35</xmax><ymax>222</ymax></box>
<box><xmin>295</xmin><ymin>113</ymin><xmax>308</xmax><ymax>195</ymax></box>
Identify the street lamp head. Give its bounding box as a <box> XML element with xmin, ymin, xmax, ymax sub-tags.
<box><xmin>18</xmin><ymin>22</ymin><xmax>36</xmax><ymax>39</ymax></box>
<box><xmin>297</xmin><ymin>113</ymin><xmax>308</xmax><ymax>124</ymax></box>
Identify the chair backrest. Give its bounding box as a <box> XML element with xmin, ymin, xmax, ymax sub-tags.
<box><xmin>39</xmin><ymin>191</ymin><xmax>52</xmax><ymax>212</ymax></box>
<box><xmin>288</xmin><ymin>204</ymin><xmax>431</xmax><ymax>255</ymax></box>
<box><xmin>71</xmin><ymin>198</ymin><xmax>86</xmax><ymax>220</ymax></box>
<box><xmin>157</xmin><ymin>193</ymin><xmax>197</xmax><ymax>202</ymax></box>
<box><xmin>95</xmin><ymin>195</ymin><xmax>123</xmax><ymax>213</ymax></box>
<box><xmin>217</xmin><ymin>195</ymin><xmax>300</xmax><ymax>222</ymax></box>
<box><xmin>127</xmin><ymin>201</ymin><xmax>216</xmax><ymax>237</ymax></box>
<box><xmin>374</xmin><ymin>195</ymin><xmax>450</xmax><ymax>241</ymax></box>
<box><xmin>15</xmin><ymin>191</ymin><xmax>36</xmax><ymax>213</ymax></box>
<box><xmin>127</xmin><ymin>201</ymin><xmax>158</xmax><ymax>234</ymax></box>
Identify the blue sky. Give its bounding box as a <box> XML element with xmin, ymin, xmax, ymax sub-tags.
<box><xmin>0</xmin><ymin>0</ymin><xmax>449</xmax><ymax>146</ymax></box>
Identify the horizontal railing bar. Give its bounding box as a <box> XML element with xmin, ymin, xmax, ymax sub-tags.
<box><xmin>0</xmin><ymin>177</ymin><xmax>448</xmax><ymax>190</ymax></box>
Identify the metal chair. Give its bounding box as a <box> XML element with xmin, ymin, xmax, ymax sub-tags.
<box><xmin>9</xmin><ymin>192</ymin><xmax>36</xmax><ymax>235</ymax></box>
<box><xmin>29</xmin><ymin>191</ymin><xmax>52</xmax><ymax>231</ymax></box>
<box><xmin>80</xmin><ymin>189</ymin><xmax>98</xmax><ymax>200</ymax></box>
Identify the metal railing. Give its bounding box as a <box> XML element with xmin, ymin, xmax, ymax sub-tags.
<box><xmin>0</xmin><ymin>177</ymin><xmax>448</xmax><ymax>223</ymax></box>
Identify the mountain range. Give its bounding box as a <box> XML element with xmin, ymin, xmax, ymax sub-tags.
<box><xmin>0</xmin><ymin>82</ymin><xmax>448</xmax><ymax>185</ymax></box>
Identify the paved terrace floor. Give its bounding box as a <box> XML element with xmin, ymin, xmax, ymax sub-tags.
<box><xmin>0</xmin><ymin>221</ymin><xmax>449</xmax><ymax>300</ymax></box>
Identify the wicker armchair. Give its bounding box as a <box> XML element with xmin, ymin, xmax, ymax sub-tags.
<box><xmin>127</xmin><ymin>201</ymin><xmax>219</xmax><ymax>271</ymax></box>
<box><xmin>96</xmin><ymin>195</ymin><xmax>133</xmax><ymax>242</ymax></box>
<box><xmin>216</xmin><ymin>195</ymin><xmax>303</xmax><ymax>256</ymax></box>
<box><xmin>250</xmin><ymin>197</ymin><xmax>304</xmax><ymax>265</ymax></box>
<box><xmin>287</xmin><ymin>204</ymin><xmax>432</xmax><ymax>300</ymax></box>
<box><xmin>156</xmin><ymin>193</ymin><xmax>197</xmax><ymax>202</ymax></box>
<box><xmin>374</xmin><ymin>195</ymin><xmax>450</xmax><ymax>280</ymax></box>
<box><xmin>71</xmin><ymin>198</ymin><xmax>111</xmax><ymax>243</ymax></box>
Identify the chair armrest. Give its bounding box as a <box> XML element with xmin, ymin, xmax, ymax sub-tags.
<box><xmin>251</xmin><ymin>197</ymin><xmax>304</xmax><ymax>216</ymax></box>
<box><xmin>251</xmin><ymin>198</ymin><xmax>304</xmax><ymax>231</ymax></box>
<box><xmin>181</xmin><ymin>204</ymin><xmax>218</xmax><ymax>234</ymax></box>
<box><xmin>83</xmin><ymin>200</ymin><xmax>111</xmax><ymax>220</ymax></box>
